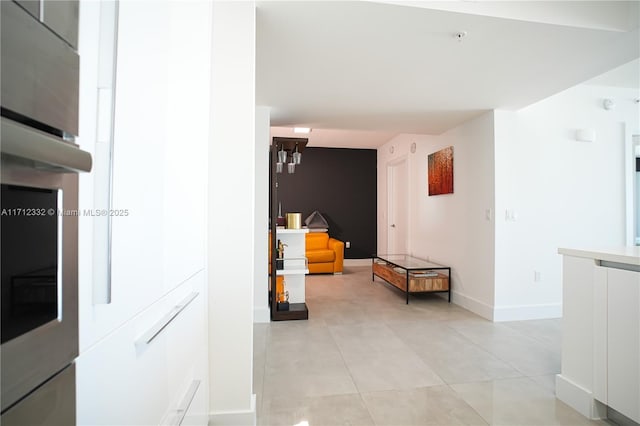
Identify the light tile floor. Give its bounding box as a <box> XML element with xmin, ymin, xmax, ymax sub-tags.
<box><xmin>254</xmin><ymin>266</ymin><xmax>607</xmax><ymax>426</ymax></box>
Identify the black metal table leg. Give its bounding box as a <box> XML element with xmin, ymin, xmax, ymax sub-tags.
<box><xmin>406</xmin><ymin>270</ymin><xmax>409</xmax><ymax>304</ymax></box>
<box><xmin>448</xmin><ymin>267</ymin><xmax>451</xmax><ymax>303</ymax></box>
<box><xmin>372</xmin><ymin>257</ymin><xmax>375</xmax><ymax>282</ymax></box>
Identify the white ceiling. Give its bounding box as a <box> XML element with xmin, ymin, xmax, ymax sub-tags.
<box><xmin>257</xmin><ymin>1</ymin><xmax>640</xmax><ymax>148</ymax></box>
<box><xmin>585</xmin><ymin>58</ymin><xmax>640</xmax><ymax>89</ymax></box>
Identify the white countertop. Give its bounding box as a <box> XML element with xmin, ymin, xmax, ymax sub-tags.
<box><xmin>558</xmin><ymin>246</ymin><xmax>640</xmax><ymax>266</ymax></box>
<box><xmin>276</xmin><ymin>227</ymin><xmax>309</xmax><ymax>234</ymax></box>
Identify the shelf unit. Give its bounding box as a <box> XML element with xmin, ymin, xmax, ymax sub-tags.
<box><xmin>272</xmin><ymin>229</ymin><xmax>308</xmax><ymax>320</ymax></box>
<box><xmin>269</xmin><ymin>138</ymin><xmax>309</xmax><ymax>321</ymax></box>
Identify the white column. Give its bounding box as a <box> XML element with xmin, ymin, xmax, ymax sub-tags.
<box><xmin>208</xmin><ymin>1</ymin><xmax>256</xmax><ymax>424</ymax></box>
<box><xmin>254</xmin><ymin>106</ymin><xmax>271</xmax><ymax>323</ymax></box>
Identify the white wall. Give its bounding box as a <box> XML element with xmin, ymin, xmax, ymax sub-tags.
<box><xmin>378</xmin><ymin>111</ymin><xmax>497</xmax><ymax>319</ymax></box>
<box><xmin>208</xmin><ymin>1</ymin><xmax>257</xmax><ymax>424</ymax></box>
<box><xmin>254</xmin><ymin>106</ymin><xmax>270</xmax><ymax>323</ymax></box>
<box><xmin>493</xmin><ymin>84</ymin><xmax>640</xmax><ymax>320</ymax></box>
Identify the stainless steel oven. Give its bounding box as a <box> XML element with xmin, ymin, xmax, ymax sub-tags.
<box><xmin>1</xmin><ymin>1</ymin><xmax>91</xmax><ymax>424</ymax></box>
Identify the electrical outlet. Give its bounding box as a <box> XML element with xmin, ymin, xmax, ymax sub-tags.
<box><xmin>505</xmin><ymin>209</ymin><xmax>518</xmax><ymax>222</ymax></box>
<box><xmin>534</xmin><ymin>271</ymin><xmax>541</xmax><ymax>283</ymax></box>
<box><xmin>345</xmin><ymin>241</ymin><xmax>351</xmax><ymax>249</ymax></box>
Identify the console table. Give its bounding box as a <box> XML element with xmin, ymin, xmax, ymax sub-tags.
<box><xmin>372</xmin><ymin>254</ymin><xmax>451</xmax><ymax>304</ymax></box>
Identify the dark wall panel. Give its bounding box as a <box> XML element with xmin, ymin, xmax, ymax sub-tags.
<box><xmin>276</xmin><ymin>147</ymin><xmax>377</xmax><ymax>259</ymax></box>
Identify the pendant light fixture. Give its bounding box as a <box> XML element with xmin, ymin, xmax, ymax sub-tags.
<box><xmin>273</xmin><ymin>137</ymin><xmax>308</xmax><ymax>175</ymax></box>
<box><xmin>292</xmin><ymin>142</ymin><xmax>302</xmax><ymax>165</ymax></box>
<box><xmin>287</xmin><ymin>156</ymin><xmax>296</xmax><ymax>173</ymax></box>
<box><xmin>276</xmin><ymin>144</ymin><xmax>287</xmax><ymax>173</ymax></box>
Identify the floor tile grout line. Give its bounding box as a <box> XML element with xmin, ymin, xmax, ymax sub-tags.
<box><xmin>386</xmin><ymin>319</ymin><xmax>528</xmax><ymax>385</ymax></box>
<box><xmin>445</xmin><ymin>322</ymin><xmax>562</xmax><ymax>379</ymax></box>
<box><xmin>322</xmin><ymin>275</ymin><xmax>380</xmax><ymax>425</ymax></box>
<box><xmin>445</xmin><ymin>324</ymin><xmax>529</xmax><ymax>380</ymax></box>
<box><xmin>443</xmin><ymin>381</ymin><xmax>493</xmax><ymax>426</ymax></box>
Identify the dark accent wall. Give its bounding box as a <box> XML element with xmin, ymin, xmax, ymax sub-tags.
<box><xmin>276</xmin><ymin>147</ymin><xmax>377</xmax><ymax>259</ymax></box>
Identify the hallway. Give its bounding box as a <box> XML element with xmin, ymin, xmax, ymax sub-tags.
<box><xmin>253</xmin><ymin>266</ymin><xmax>603</xmax><ymax>426</ymax></box>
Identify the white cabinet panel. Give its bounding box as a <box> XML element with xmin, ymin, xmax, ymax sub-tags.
<box><xmin>161</xmin><ymin>0</ymin><xmax>210</xmax><ymax>292</ymax></box>
<box><xmin>78</xmin><ymin>0</ymin><xmax>211</xmax><ymax>350</ymax></box>
<box><xmin>77</xmin><ymin>299</ymin><xmax>171</xmax><ymax>425</ymax></box>
<box><xmin>607</xmin><ymin>267</ymin><xmax>640</xmax><ymax>423</ymax></box>
<box><xmin>560</xmin><ymin>255</ymin><xmax>595</xmax><ymax>387</ymax></box>
<box><xmin>108</xmin><ymin>0</ymin><xmax>168</xmax><ymax>299</ymax></box>
<box><xmin>76</xmin><ymin>1</ymin><xmax>211</xmax><ymax>423</ymax></box>
<box><xmin>163</xmin><ymin>272</ymin><xmax>209</xmax><ymax>426</ymax></box>
<box><xmin>592</xmin><ymin>265</ymin><xmax>607</xmax><ymax>404</ymax></box>
<box><xmin>77</xmin><ymin>273</ymin><xmax>207</xmax><ymax>425</ymax></box>
<box><xmin>79</xmin><ymin>0</ymin><xmax>171</xmax><ymax>350</ymax></box>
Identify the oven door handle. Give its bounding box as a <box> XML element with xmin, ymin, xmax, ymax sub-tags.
<box><xmin>1</xmin><ymin>118</ymin><xmax>92</xmax><ymax>173</ymax></box>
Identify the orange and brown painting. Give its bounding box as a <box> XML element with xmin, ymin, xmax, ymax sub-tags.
<box><xmin>428</xmin><ymin>146</ymin><xmax>454</xmax><ymax>196</ymax></box>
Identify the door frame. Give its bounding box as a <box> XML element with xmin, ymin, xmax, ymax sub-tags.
<box><xmin>387</xmin><ymin>156</ymin><xmax>409</xmax><ymax>254</ymax></box>
<box><xmin>624</xmin><ymin>122</ymin><xmax>639</xmax><ymax>246</ymax></box>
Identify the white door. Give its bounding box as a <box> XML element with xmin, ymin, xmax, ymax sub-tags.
<box><xmin>634</xmin><ymin>135</ymin><xmax>639</xmax><ymax>245</ymax></box>
<box><xmin>387</xmin><ymin>159</ymin><xmax>408</xmax><ymax>254</ymax></box>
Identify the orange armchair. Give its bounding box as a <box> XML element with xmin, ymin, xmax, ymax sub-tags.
<box><xmin>305</xmin><ymin>232</ymin><xmax>344</xmax><ymax>274</ymax></box>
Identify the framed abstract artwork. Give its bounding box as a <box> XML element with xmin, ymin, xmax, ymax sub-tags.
<box><xmin>428</xmin><ymin>146</ymin><xmax>454</xmax><ymax>196</ymax></box>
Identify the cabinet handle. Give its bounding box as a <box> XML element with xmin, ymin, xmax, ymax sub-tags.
<box><xmin>135</xmin><ymin>292</ymin><xmax>199</xmax><ymax>347</ymax></box>
<box><xmin>598</xmin><ymin>260</ymin><xmax>640</xmax><ymax>273</ymax></box>
<box><xmin>92</xmin><ymin>0</ymin><xmax>120</xmax><ymax>305</ymax></box>
<box><xmin>171</xmin><ymin>380</ymin><xmax>201</xmax><ymax>426</ymax></box>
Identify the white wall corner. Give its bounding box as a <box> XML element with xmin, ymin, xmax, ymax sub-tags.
<box><xmin>451</xmin><ymin>291</ymin><xmax>494</xmax><ymax>321</ymax></box>
<box><xmin>210</xmin><ymin>394</ymin><xmax>256</xmax><ymax>426</ymax></box>
<box><xmin>254</xmin><ymin>105</ymin><xmax>270</xmax><ymax>324</ymax></box>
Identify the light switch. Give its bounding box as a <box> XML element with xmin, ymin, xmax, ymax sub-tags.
<box><xmin>505</xmin><ymin>209</ymin><xmax>517</xmax><ymax>222</ymax></box>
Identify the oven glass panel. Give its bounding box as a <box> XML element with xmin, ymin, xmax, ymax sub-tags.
<box><xmin>1</xmin><ymin>184</ymin><xmax>60</xmax><ymax>344</ymax></box>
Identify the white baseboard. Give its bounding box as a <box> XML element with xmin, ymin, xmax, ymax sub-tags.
<box><xmin>556</xmin><ymin>374</ymin><xmax>606</xmax><ymax>420</ymax></box>
<box><xmin>451</xmin><ymin>291</ymin><xmax>494</xmax><ymax>321</ymax></box>
<box><xmin>492</xmin><ymin>302</ymin><xmax>562</xmax><ymax>322</ymax></box>
<box><xmin>344</xmin><ymin>258</ymin><xmax>372</xmax><ymax>267</ymax></box>
<box><xmin>439</xmin><ymin>291</ymin><xmax>561</xmax><ymax>323</ymax></box>
<box><xmin>210</xmin><ymin>394</ymin><xmax>256</xmax><ymax>425</ymax></box>
<box><xmin>253</xmin><ymin>306</ymin><xmax>270</xmax><ymax>323</ymax></box>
